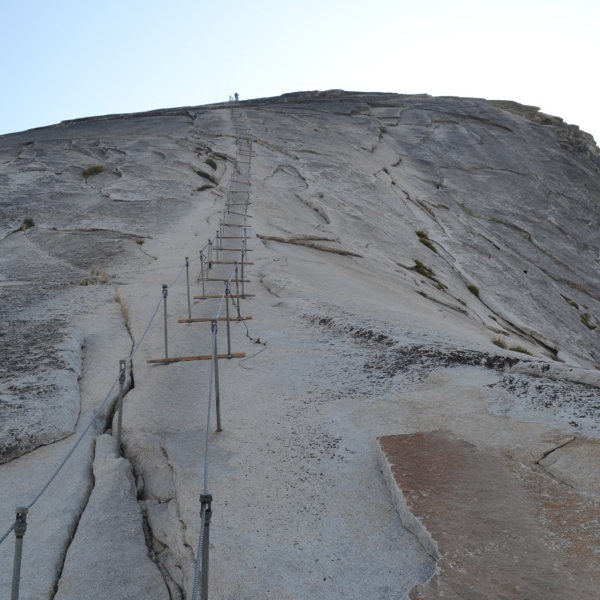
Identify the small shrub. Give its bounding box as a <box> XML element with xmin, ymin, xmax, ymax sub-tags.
<box><xmin>82</xmin><ymin>165</ymin><xmax>103</xmax><ymax>178</ymax></box>
<box><xmin>581</xmin><ymin>313</ymin><xmax>597</xmax><ymax>330</ymax></box>
<box><xmin>196</xmin><ymin>184</ymin><xmax>214</xmax><ymax>192</ymax></box>
<box><xmin>467</xmin><ymin>284</ymin><xmax>480</xmax><ymax>297</ymax></box>
<box><xmin>509</xmin><ymin>345</ymin><xmax>533</xmax><ymax>356</ymax></box>
<box><xmin>87</xmin><ymin>268</ymin><xmax>109</xmax><ymax>284</ymax></box>
<box><xmin>412</xmin><ymin>260</ymin><xmax>446</xmax><ymax>290</ymax></box>
<box><xmin>416</xmin><ymin>231</ymin><xmax>436</xmax><ymax>252</ymax></box>
<box><xmin>418</xmin><ymin>237</ymin><xmax>437</xmax><ymax>253</ymax></box>
<box><xmin>136</xmin><ymin>239</ymin><xmax>145</xmax><ymax>245</ymax></box>
<box><xmin>565</xmin><ymin>297</ymin><xmax>579</xmax><ymax>309</ymax></box>
<box><xmin>20</xmin><ymin>217</ymin><xmax>35</xmax><ymax>231</ymax></box>
<box><xmin>204</xmin><ymin>158</ymin><xmax>217</xmax><ymax>170</ymax></box>
<box><xmin>492</xmin><ymin>337</ymin><xmax>507</xmax><ymax>349</ymax></box>
<box><xmin>194</xmin><ymin>168</ymin><xmax>217</xmax><ymax>183</ymax></box>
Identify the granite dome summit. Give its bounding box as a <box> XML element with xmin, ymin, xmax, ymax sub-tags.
<box><xmin>2</xmin><ymin>90</ymin><xmax>600</xmax><ymax>599</ymax></box>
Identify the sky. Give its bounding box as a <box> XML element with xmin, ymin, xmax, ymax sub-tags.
<box><xmin>1</xmin><ymin>0</ymin><xmax>598</xmax><ymax>142</ymax></box>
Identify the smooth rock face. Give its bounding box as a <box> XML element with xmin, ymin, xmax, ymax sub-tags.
<box><xmin>2</xmin><ymin>91</ymin><xmax>600</xmax><ymax>599</ymax></box>
<box><xmin>54</xmin><ymin>435</ymin><xmax>169</xmax><ymax>600</ymax></box>
<box><xmin>379</xmin><ymin>431</ymin><xmax>600</xmax><ymax>599</ymax></box>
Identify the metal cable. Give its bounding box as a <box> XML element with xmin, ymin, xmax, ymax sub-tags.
<box><xmin>213</xmin><ymin>257</ymin><xmax>242</xmax><ymax>321</ymax></box>
<box><xmin>127</xmin><ymin>294</ymin><xmax>164</xmax><ymax>363</ymax></box>
<box><xmin>25</xmin><ymin>373</ymin><xmax>120</xmax><ymax>511</ymax></box>
<box><xmin>238</xmin><ymin>345</ymin><xmax>268</xmax><ymax>368</ymax></box>
<box><xmin>167</xmin><ymin>264</ymin><xmax>187</xmax><ymax>289</ymax></box>
<box><xmin>0</xmin><ymin>522</ymin><xmax>15</xmax><ymax>548</ymax></box>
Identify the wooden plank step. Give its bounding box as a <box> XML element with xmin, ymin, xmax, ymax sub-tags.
<box><xmin>205</xmin><ymin>278</ymin><xmax>250</xmax><ymax>282</ymax></box>
<box><xmin>147</xmin><ymin>352</ymin><xmax>245</xmax><ymax>364</ymax></box>
<box><xmin>194</xmin><ymin>294</ymin><xmax>255</xmax><ymax>299</ymax></box>
<box><xmin>226</xmin><ymin>211</ymin><xmax>253</xmax><ymax>218</ymax></box>
<box><xmin>177</xmin><ymin>317</ymin><xmax>252</xmax><ymax>323</ymax></box>
<box><xmin>211</xmin><ymin>261</ymin><xmax>254</xmax><ymax>265</ymax></box>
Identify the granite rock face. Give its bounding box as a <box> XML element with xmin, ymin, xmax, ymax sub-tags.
<box><xmin>2</xmin><ymin>91</ymin><xmax>600</xmax><ymax>599</ymax></box>
<box><xmin>54</xmin><ymin>435</ymin><xmax>170</xmax><ymax>600</ymax></box>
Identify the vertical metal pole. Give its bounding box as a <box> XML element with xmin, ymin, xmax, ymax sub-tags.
<box><xmin>219</xmin><ymin>219</ymin><xmax>223</xmax><ymax>239</ymax></box>
<box><xmin>211</xmin><ymin>320</ymin><xmax>222</xmax><ymax>432</ymax></box>
<box><xmin>116</xmin><ymin>359</ymin><xmax>126</xmax><ymax>458</ymax></box>
<box><xmin>243</xmin><ymin>227</ymin><xmax>247</xmax><ymax>255</ymax></box>
<box><xmin>241</xmin><ymin>254</ymin><xmax>245</xmax><ymax>298</ymax></box>
<box><xmin>199</xmin><ymin>494</ymin><xmax>213</xmax><ymax>600</ymax></box>
<box><xmin>199</xmin><ymin>252</ymin><xmax>206</xmax><ymax>298</ymax></box>
<box><xmin>11</xmin><ymin>508</ymin><xmax>28</xmax><ymax>600</ymax></box>
<box><xmin>186</xmin><ymin>257</ymin><xmax>192</xmax><ymax>323</ymax></box>
<box><xmin>215</xmin><ymin>232</ymin><xmax>219</xmax><ymax>258</ymax></box>
<box><xmin>234</xmin><ymin>265</ymin><xmax>242</xmax><ymax>320</ymax></box>
<box><xmin>162</xmin><ymin>284</ymin><xmax>169</xmax><ymax>364</ymax></box>
<box><xmin>225</xmin><ymin>283</ymin><xmax>232</xmax><ymax>358</ymax></box>
<box><xmin>207</xmin><ymin>240</ymin><xmax>212</xmax><ymax>269</ymax></box>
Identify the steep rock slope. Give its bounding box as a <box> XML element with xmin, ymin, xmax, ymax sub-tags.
<box><xmin>1</xmin><ymin>91</ymin><xmax>600</xmax><ymax>599</ymax></box>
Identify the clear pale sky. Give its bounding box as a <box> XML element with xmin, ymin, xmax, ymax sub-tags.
<box><xmin>1</xmin><ymin>0</ymin><xmax>598</xmax><ymax>142</ymax></box>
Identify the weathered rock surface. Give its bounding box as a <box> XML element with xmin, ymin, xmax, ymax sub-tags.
<box><xmin>379</xmin><ymin>430</ymin><xmax>600</xmax><ymax>599</ymax></box>
<box><xmin>0</xmin><ymin>320</ymin><xmax>83</xmax><ymax>463</ymax></box>
<box><xmin>2</xmin><ymin>90</ymin><xmax>600</xmax><ymax>599</ymax></box>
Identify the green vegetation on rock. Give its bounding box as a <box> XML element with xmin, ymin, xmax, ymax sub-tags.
<box><xmin>20</xmin><ymin>217</ymin><xmax>35</xmax><ymax>231</ymax></box>
<box><xmin>416</xmin><ymin>231</ymin><xmax>437</xmax><ymax>253</ymax></box>
<box><xmin>82</xmin><ymin>165</ymin><xmax>103</xmax><ymax>178</ymax></box>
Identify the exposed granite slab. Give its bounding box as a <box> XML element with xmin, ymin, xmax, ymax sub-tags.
<box><xmin>54</xmin><ymin>435</ymin><xmax>169</xmax><ymax>600</ymax></box>
<box><xmin>379</xmin><ymin>430</ymin><xmax>600</xmax><ymax>599</ymax></box>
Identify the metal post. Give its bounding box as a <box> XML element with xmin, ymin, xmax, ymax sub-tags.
<box><xmin>186</xmin><ymin>257</ymin><xmax>192</xmax><ymax>323</ymax></box>
<box><xmin>207</xmin><ymin>240</ymin><xmax>212</xmax><ymax>269</ymax></box>
<box><xmin>11</xmin><ymin>507</ymin><xmax>28</xmax><ymax>600</ymax></box>
<box><xmin>199</xmin><ymin>252</ymin><xmax>206</xmax><ymax>298</ymax></box>
<box><xmin>243</xmin><ymin>227</ymin><xmax>247</xmax><ymax>255</ymax></box>
<box><xmin>211</xmin><ymin>320</ymin><xmax>222</xmax><ymax>432</ymax></box>
<box><xmin>219</xmin><ymin>219</ymin><xmax>223</xmax><ymax>239</ymax></box>
<box><xmin>200</xmin><ymin>494</ymin><xmax>213</xmax><ymax>600</ymax></box>
<box><xmin>241</xmin><ymin>253</ymin><xmax>245</xmax><ymax>298</ymax></box>
<box><xmin>116</xmin><ymin>359</ymin><xmax>126</xmax><ymax>458</ymax></box>
<box><xmin>224</xmin><ymin>283</ymin><xmax>232</xmax><ymax>358</ymax></box>
<box><xmin>215</xmin><ymin>232</ymin><xmax>219</xmax><ymax>259</ymax></box>
<box><xmin>234</xmin><ymin>265</ymin><xmax>242</xmax><ymax>320</ymax></box>
<box><xmin>162</xmin><ymin>284</ymin><xmax>169</xmax><ymax>363</ymax></box>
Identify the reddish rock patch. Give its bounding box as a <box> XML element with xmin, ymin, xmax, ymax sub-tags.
<box><xmin>379</xmin><ymin>430</ymin><xmax>600</xmax><ymax>599</ymax></box>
